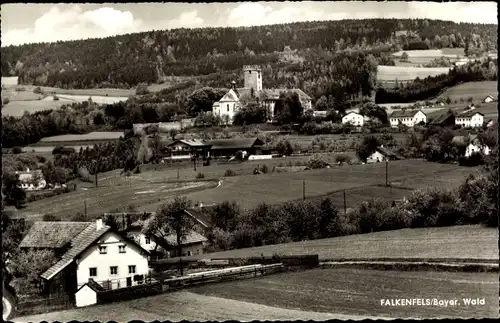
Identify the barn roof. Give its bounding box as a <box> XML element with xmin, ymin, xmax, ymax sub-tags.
<box><xmin>429</xmin><ymin>111</ymin><xmax>455</xmax><ymax>125</ymax></box>
<box><xmin>376</xmin><ymin>146</ymin><xmax>403</xmax><ymax>159</ymax></box>
<box><xmin>208</xmin><ymin>137</ymin><xmax>264</xmax><ymax>150</ymax></box>
<box><xmin>19</xmin><ymin>222</ymin><xmax>91</xmax><ymax>249</ymax></box>
<box><xmin>165</xmin><ymin>231</ymin><xmax>208</xmax><ymax>246</ymax></box>
<box><xmin>260</xmin><ymin>88</ymin><xmax>311</xmax><ymax>101</ymax></box>
<box><xmin>390</xmin><ymin>109</ymin><xmax>425</xmax><ymax>118</ymax></box>
<box><xmin>458</xmin><ymin>109</ymin><xmax>484</xmax><ymax>117</ymax></box>
<box><xmin>40</xmin><ymin>222</ymin><xmax>112</xmax><ymax>280</ymax></box>
<box><xmin>168</xmin><ymin>139</ymin><xmax>210</xmax><ymax>148</ymax></box>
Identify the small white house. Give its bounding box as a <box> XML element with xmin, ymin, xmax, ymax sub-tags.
<box><xmin>455</xmin><ymin>111</ymin><xmax>484</xmax><ymax>128</ymax></box>
<box><xmin>75</xmin><ymin>279</ymin><xmax>103</xmax><ymax>307</ymax></box>
<box><xmin>465</xmin><ymin>136</ymin><xmax>491</xmax><ymax>157</ymax></box>
<box><xmin>342</xmin><ymin>111</ymin><xmax>364</xmax><ymax>127</ymax></box>
<box><xmin>389</xmin><ymin>110</ymin><xmax>427</xmax><ymax>128</ymax></box>
<box><xmin>366</xmin><ymin>146</ymin><xmax>401</xmax><ymax>163</ymax></box>
<box><xmin>483</xmin><ymin>95</ymin><xmax>496</xmax><ymax>103</ymax></box>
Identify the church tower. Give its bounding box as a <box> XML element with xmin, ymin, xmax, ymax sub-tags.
<box><xmin>242</xmin><ymin>65</ymin><xmax>263</xmax><ymax>92</ymax></box>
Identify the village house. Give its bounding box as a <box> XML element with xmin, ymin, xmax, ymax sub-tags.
<box><xmin>19</xmin><ymin>219</ymin><xmax>150</xmax><ymax>299</ymax></box>
<box><xmin>15</xmin><ymin>168</ymin><xmax>46</xmax><ymax>191</ymax></box>
<box><xmin>342</xmin><ymin>111</ymin><xmax>364</xmax><ymax>127</ymax></box>
<box><xmin>366</xmin><ymin>146</ymin><xmax>402</xmax><ymax>163</ymax></box>
<box><xmin>212</xmin><ymin>65</ymin><xmax>312</xmax><ymax>124</ymax></box>
<box><xmin>389</xmin><ymin>109</ymin><xmax>427</xmax><ymax>128</ymax></box>
<box><xmin>465</xmin><ymin>135</ymin><xmax>491</xmax><ymax>157</ymax></box>
<box><xmin>455</xmin><ymin>110</ymin><xmax>484</xmax><ymax>128</ymax></box>
<box><xmin>124</xmin><ymin>209</ymin><xmax>210</xmax><ymax>258</ymax></box>
<box><xmin>486</xmin><ymin>119</ymin><xmax>496</xmax><ymax>128</ymax></box>
<box><xmin>482</xmin><ymin>95</ymin><xmax>496</xmax><ymax>103</ymax></box>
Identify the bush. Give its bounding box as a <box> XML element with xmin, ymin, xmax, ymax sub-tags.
<box><xmin>2</xmin><ymin>97</ymin><xmax>10</xmax><ymax>105</ymax></box>
<box><xmin>15</xmin><ymin>86</ymin><xmax>26</xmax><ymax>92</ymax></box>
<box><xmin>136</xmin><ymin>83</ymin><xmax>150</xmax><ymax>95</ymax></box>
<box><xmin>335</xmin><ymin>154</ymin><xmax>351</xmax><ymax>164</ymax></box>
<box><xmin>260</xmin><ymin>164</ymin><xmax>269</xmax><ymax>174</ymax></box>
<box><xmin>53</xmin><ymin>95</ymin><xmax>59</xmax><ymax>101</ymax></box>
<box><xmin>12</xmin><ymin>147</ymin><xmax>23</xmax><ymax>154</ymax></box>
<box><xmin>42</xmin><ymin>214</ymin><xmax>61</xmax><ymax>221</ymax></box>
<box><xmin>33</xmin><ymin>86</ymin><xmax>43</xmax><ymax>94</ymax></box>
<box><xmin>224</xmin><ymin>169</ymin><xmax>236</xmax><ymax>177</ymax></box>
<box><xmin>133</xmin><ymin>166</ymin><xmax>141</xmax><ymax>174</ymax></box>
<box><xmin>195</xmin><ymin>172</ymin><xmax>205</xmax><ymax>179</ymax></box>
<box><xmin>275</xmin><ymin>140</ymin><xmax>294</xmax><ymax>156</ymax></box>
<box><xmin>308</xmin><ymin>154</ymin><xmax>330</xmax><ymax>169</ymax></box>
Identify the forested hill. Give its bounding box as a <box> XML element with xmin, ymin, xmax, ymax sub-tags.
<box><xmin>1</xmin><ymin>18</ymin><xmax>497</xmax><ymax>92</ymax></box>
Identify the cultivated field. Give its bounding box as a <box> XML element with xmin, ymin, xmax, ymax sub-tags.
<box><xmin>377</xmin><ymin>66</ymin><xmax>452</xmax><ymax>82</ymax></box>
<box><xmin>12</xmin><ymin>290</ymin><xmax>382</xmax><ymax>322</ymax></box>
<box><xmin>437</xmin><ymin>81</ymin><xmax>498</xmax><ymax>103</ymax></box>
<box><xmin>190</xmin><ymin>269</ymin><xmax>498</xmax><ymax>319</ymax></box>
<box><xmin>168</xmin><ymin>225</ymin><xmax>499</xmax><ymax>261</ymax></box>
<box><xmin>1</xmin><ymin>100</ymin><xmax>70</xmax><ymax>118</ymax></box>
<box><xmin>391</xmin><ymin>49</ymin><xmax>465</xmax><ymax>58</ymax></box>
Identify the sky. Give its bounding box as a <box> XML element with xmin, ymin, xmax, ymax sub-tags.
<box><xmin>1</xmin><ymin>2</ymin><xmax>498</xmax><ymax>47</ymax></box>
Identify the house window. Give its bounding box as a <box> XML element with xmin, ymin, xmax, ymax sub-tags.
<box><xmin>227</xmin><ymin>104</ymin><xmax>229</xmax><ymax>112</ymax></box>
<box><xmin>99</xmin><ymin>246</ymin><xmax>107</xmax><ymax>254</ymax></box>
<box><xmin>89</xmin><ymin>267</ymin><xmax>97</xmax><ymax>277</ymax></box>
<box><xmin>145</xmin><ymin>236</ymin><xmax>151</xmax><ymax>244</ymax></box>
<box><xmin>110</xmin><ymin>266</ymin><xmax>118</xmax><ymax>275</ymax></box>
<box><xmin>128</xmin><ymin>265</ymin><xmax>136</xmax><ymax>274</ymax></box>
<box><xmin>119</xmin><ymin>245</ymin><xmax>126</xmax><ymax>253</ymax></box>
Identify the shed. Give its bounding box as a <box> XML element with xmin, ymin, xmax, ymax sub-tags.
<box><xmin>208</xmin><ymin>137</ymin><xmax>267</xmax><ymax>158</ymax></box>
<box><xmin>75</xmin><ymin>279</ymin><xmax>104</xmax><ymax>307</ymax></box>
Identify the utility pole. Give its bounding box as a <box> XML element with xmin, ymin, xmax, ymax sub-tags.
<box><xmin>177</xmin><ymin>169</ymin><xmax>180</xmax><ymax>180</ymax></box>
<box><xmin>302</xmin><ymin>180</ymin><xmax>305</xmax><ymax>201</ymax></box>
<box><xmin>84</xmin><ymin>199</ymin><xmax>87</xmax><ymax>219</ymax></box>
<box><xmin>193</xmin><ymin>155</ymin><xmax>197</xmax><ymax>172</ymax></box>
<box><xmin>343</xmin><ymin>190</ymin><xmax>347</xmax><ymax>215</ymax></box>
<box><xmin>385</xmin><ymin>160</ymin><xmax>389</xmax><ymax>186</ymax></box>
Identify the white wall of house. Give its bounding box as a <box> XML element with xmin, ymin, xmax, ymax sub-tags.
<box><xmin>169</xmin><ymin>242</ymin><xmax>206</xmax><ymax>257</ymax></box>
<box><xmin>484</xmin><ymin>96</ymin><xmax>494</xmax><ymax>103</ymax></box>
<box><xmin>76</xmin><ymin>232</ymin><xmax>149</xmax><ymax>290</ymax></box>
<box><xmin>465</xmin><ymin>143</ymin><xmax>490</xmax><ymax>157</ymax></box>
<box><xmin>129</xmin><ymin>231</ymin><xmax>160</xmax><ymax>253</ymax></box>
<box><xmin>75</xmin><ymin>285</ymin><xmax>97</xmax><ymax>307</ymax></box>
<box><xmin>414</xmin><ymin>111</ymin><xmax>427</xmax><ymax>125</ymax></box>
<box><xmin>367</xmin><ymin>151</ymin><xmax>386</xmax><ymax>163</ymax></box>
<box><xmin>342</xmin><ymin>113</ymin><xmax>364</xmax><ymax>126</ymax></box>
<box><xmin>456</xmin><ymin>113</ymin><xmax>484</xmax><ymax>128</ymax></box>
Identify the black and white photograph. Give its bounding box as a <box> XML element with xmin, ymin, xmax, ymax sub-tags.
<box><xmin>1</xmin><ymin>1</ymin><xmax>498</xmax><ymax>321</ymax></box>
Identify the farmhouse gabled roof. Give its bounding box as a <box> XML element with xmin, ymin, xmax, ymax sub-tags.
<box><xmin>260</xmin><ymin>88</ymin><xmax>311</xmax><ymax>101</ymax></box>
<box><xmin>168</xmin><ymin>139</ymin><xmax>210</xmax><ymax>148</ymax></box>
<box><xmin>342</xmin><ymin>111</ymin><xmax>363</xmax><ymax>118</ymax></box>
<box><xmin>429</xmin><ymin>111</ymin><xmax>455</xmax><ymax>125</ymax></box>
<box><xmin>40</xmin><ymin>221</ymin><xmax>150</xmax><ymax>281</ymax></box>
<box><xmin>390</xmin><ymin>109</ymin><xmax>425</xmax><ymax>118</ymax></box>
<box><xmin>165</xmin><ymin>231</ymin><xmax>208</xmax><ymax>246</ymax></box>
<box><xmin>19</xmin><ymin>222</ymin><xmax>91</xmax><ymax>249</ymax></box>
<box><xmin>208</xmin><ymin>137</ymin><xmax>264</xmax><ymax>150</ymax></box>
<box><xmin>376</xmin><ymin>146</ymin><xmax>402</xmax><ymax>159</ymax></box>
<box><xmin>76</xmin><ymin>278</ymin><xmax>105</xmax><ymax>293</ymax></box>
<box><xmin>219</xmin><ymin>89</ymin><xmax>240</xmax><ymax>102</ymax></box>
<box><xmin>184</xmin><ymin>208</ymin><xmax>211</xmax><ymax>228</ymax></box>
<box><xmin>458</xmin><ymin>110</ymin><xmax>484</xmax><ymax>117</ymax></box>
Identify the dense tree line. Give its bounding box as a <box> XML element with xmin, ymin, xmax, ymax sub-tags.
<box><xmin>2</xmin><ymin>19</ymin><xmax>496</xmax><ymax>90</ymax></box>
<box><xmin>376</xmin><ymin>58</ymin><xmax>498</xmax><ymax>103</ymax></box>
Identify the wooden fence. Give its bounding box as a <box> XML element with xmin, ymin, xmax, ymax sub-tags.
<box><xmin>14</xmin><ymin>294</ymin><xmax>74</xmax><ymax>317</ymax></box>
<box><xmin>96</xmin><ymin>281</ymin><xmax>162</xmax><ymax>304</ymax></box>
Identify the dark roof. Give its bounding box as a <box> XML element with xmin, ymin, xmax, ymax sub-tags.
<box><xmin>77</xmin><ymin>278</ymin><xmax>105</xmax><ymax>293</ymax></box>
<box><xmin>458</xmin><ymin>109</ymin><xmax>484</xmax><ymax>117</ymax></box>
<box><xmin>184</xmin><ymin>208</ymin><xmax>211</xmax><ymax>228</ymax></box>
<box><xmin>41</xmin><ymin>222</ymin><xmax>112</xmax><ymax>280</ymax></box>
<box><xmin>429</xmin><ymin>111</ymin><xmax>455</xmax><ymax>125</ymax></box>
<box><xmin>208</xmin><ymin>138</ymin><xmax>264</xmax><ymax>150</ymax></box>
<box><xmin>376</xmin><ymin>146</ymin><xmax>402</xmax><ymax>159</ymax></box>
<box><xmin>19</xmin><ymin>222</ymin><xmax>91</xmax><ymax>249</ymax></box>
<box><xmin>165</xmin><ymin>231</ymin><xmax>207</xmax><ymax>246</ymax></box>
<box><xmin>390</xmin><ymin>109</ymin><xmax>425</xmax><ymax>118</ymax></box>
<box><xmin>261</xmin><ymin>88</ymin><xmax>311</xmax><ymax>101</ymax></box>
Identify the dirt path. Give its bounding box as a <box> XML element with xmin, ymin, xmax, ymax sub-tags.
<box><xmin>13</xmin><ymin>291</ymin><xmax>388</xmax><ymax>322</ymax></box>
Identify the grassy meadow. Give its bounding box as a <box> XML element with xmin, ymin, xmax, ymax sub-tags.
<box><xmin>437</xmin><ymin>81</ymin><xmax>498</xmax><ymax>103</ymax></box>
<box><xmin>17</xmin><ymin>157</ymin><xmax>480</xmax><ymax>220</ymax></box>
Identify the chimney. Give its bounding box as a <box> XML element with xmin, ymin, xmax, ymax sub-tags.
<box><xmin>96</xmin><ymin>218</ymin><xmax>103</xmax><ymax>230</ymax></box>
<box><xmin>231</xmin><ymin>81</ymin><xmax>236</xmax><ymax>91</ymax></box>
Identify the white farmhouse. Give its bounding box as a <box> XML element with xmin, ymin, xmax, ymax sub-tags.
<box><xmin>389</xmin><ymin>109</ymin><xmax>427</xmax><ymax>127</ymax></box>
<box><xmin>342</xmin><ymin>111</ymin><xmax>364</xmax><ymax>127</ymax></box>
<box><xmin>455</xmin><ymin>110</ymin><xmax>484</xmax><ymax>128</ymax></box>
<box><xmin>19</xmin><ymin>219</ymin><xmax>150</xmax><ymax>301</ymax></box>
